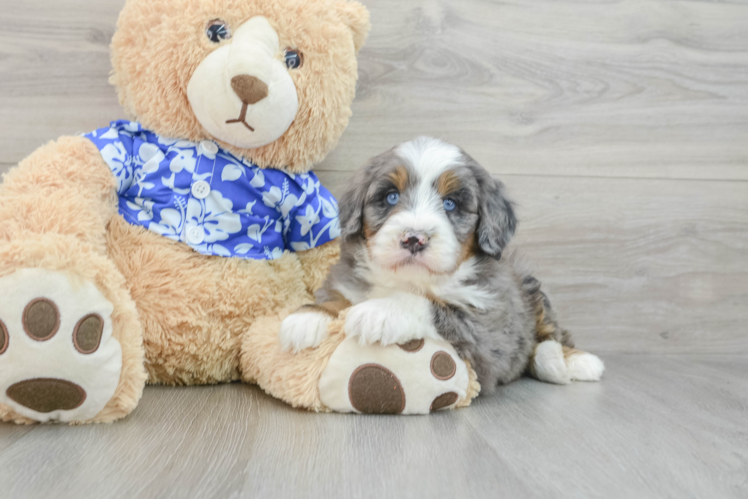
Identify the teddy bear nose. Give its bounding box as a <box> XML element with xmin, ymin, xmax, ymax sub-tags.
<box><xmin>231</xmin><ymin>75</ymin><xmax>269</xmax><ymax>105</ymax></box>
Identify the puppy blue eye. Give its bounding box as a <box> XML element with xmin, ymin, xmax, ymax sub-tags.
<box><xmin>284</xmin><ymin>49</ymin><xmax>303</xmax><ymax>69</ymax></box>
<box><xmin>386</xmin><ymin>192</ymin><xmax>400</xmax><ymax>205</ymax></box>
<box><xmin>443</xmin><ymin>198</ymin><xmax>456</xmax><ymax>211</ymax></box>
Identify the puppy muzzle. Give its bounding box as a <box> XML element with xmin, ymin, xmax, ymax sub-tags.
<box><xmin>400</xmin><ymin>231</ymin><xmax>429</xmax><ymax>255</ymax></box>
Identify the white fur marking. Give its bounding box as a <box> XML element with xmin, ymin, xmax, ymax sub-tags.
<box><xmin>279</xmin><ymin>311</ymin><xmax>331</xmax><ymax>353</ymax></box>
<box><xmin>533</xmin><ymin>340</ymin><xmax>571</xmax><ymax>385</ymax></box>
<box><xmin>396</xmin><ymin>137</ymin><xmax>463</xmax><ymax>182</ymax></box>
<box><xmin>567</xmin><ymin>352</ymin><xmax>605</xmax><ymax>382</ymax></box>
<box><xmin>344</xmin><ymin>293</ymin><xmax>441</xmax><ymax>346</ymax></box>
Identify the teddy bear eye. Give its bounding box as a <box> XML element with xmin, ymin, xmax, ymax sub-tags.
<box><xmin>284</xmin><ymin>49</ymin><xmax>303</xmax><ymax>69</ymax></box>
<box><xmin>206</xmin><ymin>20</ymin><xmax>231</xmax><ymax>43</ymax></box>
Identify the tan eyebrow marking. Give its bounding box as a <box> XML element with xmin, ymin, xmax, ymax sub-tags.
<box><xmin>388</xmin><ymin>165</ymin><xmax>409</xmax><ymax>192</ymax></box>
<box><xmin>436</xmin><ymin>170</ymin><xmax>461</xmax><ymax>196</ymax></box>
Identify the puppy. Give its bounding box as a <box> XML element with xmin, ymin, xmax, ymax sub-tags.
<box><xmin>280</xmin><ymin>137</ymin><xmax>604</xmax><ymax>391</ymax></box>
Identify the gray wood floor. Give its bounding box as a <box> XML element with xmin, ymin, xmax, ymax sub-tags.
<box><xmin>1</xmin><ymin>355</ymin><xmax>746</xmax><ymax>498</ymax></box>
<box><xmin>1</xmin><ymin>0</ymin><xmax>747</xmax><ymax>497</ymax></box>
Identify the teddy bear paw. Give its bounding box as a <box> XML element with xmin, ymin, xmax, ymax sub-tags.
<box><xmin>318</xmin><ymin>336</ymin><xmax>471</xmax><ymax>414</ymax></box>
<box><xmin>0</xmin><ymin>269</ymin><xmax>122</xmax><ymax>423</ymax></box>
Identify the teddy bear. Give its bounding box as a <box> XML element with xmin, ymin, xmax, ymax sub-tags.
<box><xmin>0</xmin><ymin>0</ymin><xmax>479</xmax><ymax>424</ymax></box>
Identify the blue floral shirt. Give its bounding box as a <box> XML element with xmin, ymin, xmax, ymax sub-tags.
<box><xmin>85</xmin><ymin>121</ymin><xmax>340</xmax><ymax>260</ymax></box>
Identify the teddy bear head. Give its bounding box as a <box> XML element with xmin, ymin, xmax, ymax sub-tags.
<box><xmin>110</xmin><ymin>0</ymin><xmax>370</xmax><ymax>173</ymax></box>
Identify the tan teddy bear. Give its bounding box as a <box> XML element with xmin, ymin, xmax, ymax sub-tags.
<box><xmin>0</xmin><ymin>0</ymin><xmax>479</xmax><ymax>424</ymax></box>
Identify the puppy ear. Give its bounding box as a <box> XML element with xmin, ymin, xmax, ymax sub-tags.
<box><xmin>475</xmin><ymin>172</ymin><xmax>517</xmax><ymax>260</ymax></box>
<box><xmin>335</xmin><ymin>0</ymin><xmax>371</xmax><ymax>53</ymax></box>
<box><xmin>338</xmin><ymin>168</ymin><xmax>368</xmax><ymax>240</ymax></box>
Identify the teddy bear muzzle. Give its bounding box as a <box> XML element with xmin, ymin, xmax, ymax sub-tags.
<box><xmin>187</xmin><ymin>16</ymin><xmax>299</xmax><ymax>150</ymax></box>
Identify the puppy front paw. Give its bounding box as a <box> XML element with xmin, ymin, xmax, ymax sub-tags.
<box><xmin>344</xmin><ymin>299</ymin><xmax>436</xmax><ymax>346</ymax></box>
<box><xmin>279</xmin><ymin>310</ymin><xmax>331</xmax><ymax>353</ymax></box>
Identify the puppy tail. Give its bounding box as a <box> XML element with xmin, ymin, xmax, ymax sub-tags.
<box><xmin>522</xmin><ymin>276</ymin><xmax>572</xmax><ymax>347</ymax></box>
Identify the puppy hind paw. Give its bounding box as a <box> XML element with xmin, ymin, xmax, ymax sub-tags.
<box><xmin>279</xmin><ymin>310</ymin><xmax>331</xmax><ymax>353</ymax></box>
<box><xmin>567</xmin><ymin>352</ymin><xmax>605</xmax><ymax>382</ymax></box>
<box><xmin>532</xmin><ymin>340</ymin><xmax>571</xmax><ymax>385</ymax></box>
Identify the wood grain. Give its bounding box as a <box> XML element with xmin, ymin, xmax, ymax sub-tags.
<box><xmin>2</xmin><ymin>0</ymin><xmax>747</xmax><ymax>179</ymax></box>
<box><xmin>1</xmin><ymin>1</ymin><xmax>747</xmax><ymax>497</ymax></box>
<box><xmin>0</xmin><ymin>355</ymin><xmax>746</xmax><ymax>498</ymax></box>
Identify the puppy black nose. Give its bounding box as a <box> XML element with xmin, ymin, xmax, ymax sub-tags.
<box><xmin>231</xmin><ymin>75</ymin><xmax>268</xmax><ymax>105</ymax></box>
<box><xmin>401</xmin><ymin>235</ymin><xmax>427</xmax><ymax>254</ymax></box>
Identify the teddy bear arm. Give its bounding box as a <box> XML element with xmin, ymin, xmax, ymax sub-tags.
<box><xmin>0</xmin><ymin>136</ymin><xmax>120</xmax><ymax>252</ymax></box>
<box><xmin>295</xmin><ymin>240</ymin><xmax>341</xmax><ymax>295</ymax></box>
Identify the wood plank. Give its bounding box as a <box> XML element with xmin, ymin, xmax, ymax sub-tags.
<box><xmin>1</xmin><ymin>162</ymin><xmax>745</xmax><ymax>355</ymax></box>
<box><xmin>1</xmin><ymin>354</ymin><xmax>746</xmax><ymax>498</ymax></box>
<box><xmin>316</xmin><ymin>169</ymin><xmax>748</xmax><ymax>355</ymax></box>
<box><xmin>1</xmin><ymin>0</ymin><xmax>747</xmax><ymax>181</ymax></box>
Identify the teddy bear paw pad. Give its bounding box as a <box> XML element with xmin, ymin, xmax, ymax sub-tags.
<box><xmin>319</xmin><ymin>337</ymin><xmax>470</xmax><ymax>415</ymax></box>
<box><xmin>0</xmin><ymin>269</ymin><xmax>122</xmax><ymax>423</ymax></box>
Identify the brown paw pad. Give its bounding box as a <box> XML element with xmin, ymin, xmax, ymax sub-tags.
<box><xmin>398</xmin><ymin>338</ymin><xmax>425</xmax><ymax>352</ymax></box>
<box><xmin>430</xmin><ymin>392</ymin><xmax>459</xmax><ymax>412</ymax></box>
<box><xmin>6</xmin><ymin>378</ymin><xmax>87</xmax><ymax>413</ymax></box>
<box><xmin>348</xmin><ymin>364</ymin><xmax>405</xmax><ymax>414</ymax></box>
<box><xmin>23</xmin><ymin>298</ymin><xmax>61</xmax><ymax>341</ymax></box>
<box><xmin>0</xmin><ymin>320</ymin><xmax>8</xmax><ymax>355</ymax></box>
<box><xmin>431</xmin><ymin>351</ymin><xmax>456</xmax><ymax>380</ymax></box>
<box><xmin>73</xmin><ymin>314</ymin><xmax>104</xmax><ymax>354</ymax></box>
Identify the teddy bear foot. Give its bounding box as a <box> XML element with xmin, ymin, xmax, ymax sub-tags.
<box><xmin>0</xmin><ymin>269</ymin><xmax>123</xmax><ymax>423</ymax></box>
<box><xmin>319</xmin><ymin>336</ymin><xmax>479</xmax><ymax>414</ymax></box>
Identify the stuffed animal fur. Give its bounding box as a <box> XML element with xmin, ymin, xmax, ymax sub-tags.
<box><xmin>0</xmin><ymin>0</ymin><xmax>479</xmax><ymax>424</ymax></box>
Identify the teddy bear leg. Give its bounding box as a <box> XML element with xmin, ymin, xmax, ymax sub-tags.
<box><xmin>318</xmin><ymin>334</ymin><xmax>480</xmax><ymax>414</ymax></box>
<box><xmin>0</xmin><ymin>138</ymin><xmax>147</xmax><ymax>424</ymax></box>
<box><xmin>240</xmin><ymin>313</ymin><xmax>480</xmax><ymax>414</ymax></box>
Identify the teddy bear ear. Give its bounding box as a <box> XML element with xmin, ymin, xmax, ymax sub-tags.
<box><xmin>335</xmin><ymin>0</ymin><xmax>371</xmax><ymax>53</ymax></box>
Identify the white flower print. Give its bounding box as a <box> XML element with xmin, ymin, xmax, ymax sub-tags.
<box><xmin>222</xmin><ymin>163</ymin><xmax>244</xmax><ymax>182</ymax></box>
<box><xmin>250</xmin><ymin>169</ymin><xmax>265</xmax><ymax>188</ymax></box>
<box><xmin>186</xmin><ymin>191</ymin><xmax>242</xmax><ymax>243</ymax></box>
<box><xmin>264</xmin><ymin>247</ymin><xmax>284</xmax><ymax>260</ymax></box>
<box><xmin>295</xmin><ymin>204</ymin><xmax>321</xmax><ymax>237</ymax></box>
<box><xmin>138</xmin><ymin>143</ymin><xmax>164</xmax><ymax>173</ymax></box>
<box><xmin>234</xmin><ymin>243</ymin><xmax>254</xmax><ymax>255</ymax></box>
<box><xmin>262</xmin><ymin>180</ymin><xmax>299</xmax><ymax>219</ymax></box>
<box><xmin>122</xmin><ymin>122</ymin><xmax>142</xmax><ymax>134</ymax></box>
<box><xmin>237</xmin><ymin>200</ymin><xmax>256</xmax><ymax>216</ymax></box>
<box><xmin>161</xmin><ymin>172</ymin><xmax>191</xmax><ymax>195</ymax></box>
<box><xmin>169</xmin><ymin>148</ymin><xmax>197</xmax><ymax>174</ymax></box>
<box><xmin>321</xmin><ymin>197</ymin><xmax>338</xmax><ymax>219</ymax></box>
<box><xmin>157</xmin><ymin>136</ymin><xmax>196</xmax><ymax>149</ymax></box>
<box><xmin>149</xmin><ymin>206</ymin><xmax>185</xmax><ymax>240</ymax></box>
<box><xmin>247</xmin><ymin>216</ymin><xmax>275</xmax><ymax>243</ymax></box>
<box><xmin>99</xmin><ymin>127</ymin><xmax>121</xmax><ymax>140</ymax></box>
<box><xmin>299</xmin><ymin>174</ymin><xmax>320</xmax><ymax>196</ymax></box>
<box><xmin>193</xmin><ymin>243</ymin><xmax>231</xmax><ymax>257</ymax></box>
<box><xmin>100</xmin><ymin>142</ymin><xmax>132</xmax><ymax>192</ymax></box>
<box><xmin>125</xmin><ymin>197</ymin><xmax>155</xmax><ymax>222</ymax></box>
<box><xmin>290</xmin><ymin>241</ymin><xmax>310</xmax><ymax>251</ymax></box>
